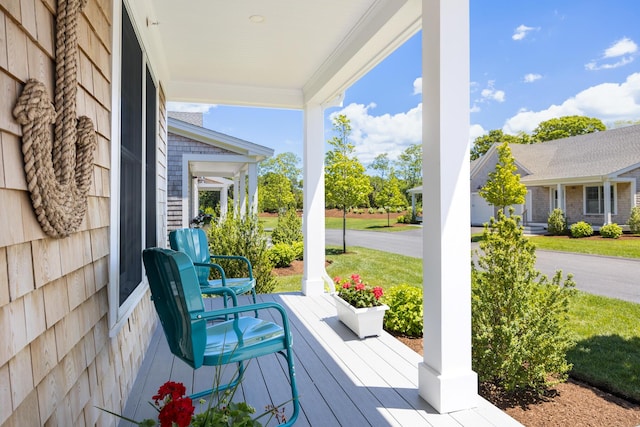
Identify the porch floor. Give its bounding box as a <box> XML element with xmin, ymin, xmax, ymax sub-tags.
<box><xmin>121</xmin><ymin>293</ymin><xmax>522</xmax><ymax>426</ymax></box>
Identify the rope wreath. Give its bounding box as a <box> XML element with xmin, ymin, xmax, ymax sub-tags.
<box><xmin>13</xmin><ymin>0</ymin><xmax>96</xmax><ymax>238</ymax></box>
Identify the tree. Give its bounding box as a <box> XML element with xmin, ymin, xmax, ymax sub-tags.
<box><xmin>325</xmin><ymin>114</ymin><xmax>372</xmax><ymax>253</ymax></box>
<box><xmin>259</xmin><ymin>152</ymin><xmax>303</xmax><ymax>208</ymax></box>
<box><xmin>369</xmin><ymin>153</ymin><xmax>392</xmax><ymax>179</ymax></box>
<box><xmin>479</xmin><ymin>141</ymin><xmax>527</xmax><ymax>213</ymax></box>
<box><xmin>374</xmin><ymin>174</ymin><xmax>406</xmax><ymax>226</ymax></box>
<box><xmin>470</xmin><ymin>130</ymin><xmax>529</xmax><ymax>160</ymax></box>
<box><xmin>471</xmin><ymin>210</ymin><xmax>575</xmax><ymax>392</ymax></box>
<box><xmin>258</xmin><ymin>172</ymin><xmax>295</xmax><ymax>212</ymax></box>
<box><xmin>396</xmin><ymin>144</ymin><xmax>422</xmax><ymax>191</ymax></box>
<box><xmin>532</xmin><ymin>115</ymin><xmax>605</xmax><ymax>142</ymax></box>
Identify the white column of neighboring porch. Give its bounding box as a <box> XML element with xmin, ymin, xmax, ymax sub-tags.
<box><xmin>247</xmin><ymin>162</ymin><xmax>258</xmax><ymax>215</ymax></box>
<box><xmin>233</xmin><ymin>175</ymin><xmax>240</xmax><ymax>215</ymax></box>
<box><xmin>301</xmin><ymin>102</ymin><xmax>327</xmax><ymax>296</ymax></box>
<box><xmin>239</xmin><ymin>171</ymin><xmax>247</xmax><ymax>217</ymax></box>
<box><xmin>419</xmin><ymin>0</ymin><xmax>478</xmax><ymax>414</ymax></box>
<box><xmin>556</xmin><ymin>183</ymin><xmax>565</xmax><ymax>212</ymax></box>
<box><xmin>220</xmin><ymin>184</ymin><xmax>228</xmax><ymax>219</ymax></box>
<box><xmin>192</xmin><ymin>176</ymin><xmax>200</xmax><ymax>219</ymax></box>
<box><xmin>603</xmin><ymin>180</ymin><xmax>612</xmax><ymax>224</ymax></box>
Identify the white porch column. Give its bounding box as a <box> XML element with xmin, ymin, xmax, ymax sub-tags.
<box><xmin>220</xmin><ymin>185</ymin><xmax>228</xmax><ymax>219</ymax></box>
<box><xmin>247</xmin><ymin>163</ymin><xmax>258</xmax><ymax>215</ymax></box>
<box><xmin>233</xmin><ymin>175</ymin><xmax>240</xmax><ymax>215</ymax></box>
<box><xmin>419</xmin><ymin>0</ymin><xmax>478</xmax><ymax>414</ymax></box>
<box><xmin>192</xmin><ymin>177</ymin><xmax>200</xmax><ymax>219</ymax></box>
<box><xmin>556</xmin><ymin>183</ymin><xmax>565</xmax><ymax>212</ymax></box>
<box><xmin>603</xmin><ymin>181</ymin><xmax>612</xmax><ymax>224</ymax></box>
<box><xmin>302</xmin><ymin>102</ymin><xmax>327</xmax><ymax>296</ymax></box>
<box><xmin>239</xmin><ymin>172</ymin><xmax>247</xmax><ymax>217</ymax></box>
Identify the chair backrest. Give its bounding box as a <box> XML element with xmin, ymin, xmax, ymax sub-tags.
<box><xmin>142</xmin><ymin>248</ymin><xmax>207</xmax><ymax>369</ymax></box>
<box><xmin>169</xmin><ymin>228</ymin><xmax>211</xmax><ymax>286</ymax></box>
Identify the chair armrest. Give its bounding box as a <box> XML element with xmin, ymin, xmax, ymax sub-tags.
<box><xmin>193</xmin><ymin>261</ymin><xmax>228</xmax><ymax>284</ymax></box>
<box><xmin>209</xmin><ymin>255</ymin><xmax>254</xmax><ymax>279</ymax></box>
<box><xmin>193</xmin><ymin>302</ymin><xmax>292</xmax><ymax>334</ymax></box>
<box><xmin>197</xmin><ymin>285</ymin><xmax>238</xmax><ymax>306</ymax></box>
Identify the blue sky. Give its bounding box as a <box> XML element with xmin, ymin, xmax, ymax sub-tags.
<box><xmin>168</xmin><ymin>1</ymin><xmax>640</xmax><ymax>167</ymax></box>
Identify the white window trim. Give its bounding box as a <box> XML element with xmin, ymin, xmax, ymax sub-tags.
<box><xmin>583</xmin><ymin>183</ymin><xmax>617</xmax><ymax>216</ymax></box>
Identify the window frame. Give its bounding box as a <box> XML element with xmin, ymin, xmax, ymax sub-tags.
<box><xmin>584</xmin><ymin>184</ymin><xmax>616</xmax><ymax>215</ymax></box>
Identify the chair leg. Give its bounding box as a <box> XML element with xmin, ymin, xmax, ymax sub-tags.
<box><xmin>188</xmin><ymin>361</ymin><xmax>245</xmax><ymax>400</ymax></box>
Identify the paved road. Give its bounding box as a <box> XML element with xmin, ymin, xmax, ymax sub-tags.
<box><xmin>325</xmin><ymin>228</ymin><xmax>640</xmax><ymax>304</ymax></box>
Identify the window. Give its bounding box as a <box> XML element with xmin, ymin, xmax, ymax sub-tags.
<box><xmin>585</xmin><ymin>185</ymin><xmax>615</xmax><ymax>215</ymax></box>
<box><xmin>118</xmin><ymin>5</ymin><xmax>157</xmax><ymax>305</ymax></box>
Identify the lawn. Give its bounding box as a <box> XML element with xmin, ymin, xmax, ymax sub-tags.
<box><xmin>259</xmin><ymin>214</ymin><xmax>417</xmax><ymax>232</ymax></box>
<box><xmin>272</xmin><ymin>246</ymin><xmax>640</xmax><ymax>402</ymax></box>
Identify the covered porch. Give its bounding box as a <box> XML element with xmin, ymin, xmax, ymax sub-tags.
<box><xmin>122</xmin><ymin>293</ymin><xmax>521</xmax><ymax>426</ymax></box>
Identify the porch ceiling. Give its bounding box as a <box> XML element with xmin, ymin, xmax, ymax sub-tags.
<box><xmin>135</xmin><ymin>0</ymin><xmax>421</xmax><ymax>108</ymax></box>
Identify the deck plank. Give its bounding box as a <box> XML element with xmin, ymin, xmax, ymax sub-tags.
<box><xmin>121</xmin><ymin>293</ymin><xmax>522</xmax><ymax>427</ymax></box>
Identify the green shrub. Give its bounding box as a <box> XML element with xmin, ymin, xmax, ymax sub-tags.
<box><xmin>377</xmin><ymin>207</ymin><xmax>386</xmax><ymax>214</ymax></box>
<box><xmin>472</xmin><ymin>210</ymin><xmax>575</xmax><ymax>393</ymax></box>
<box><xmin>268</xmin><ymin>243</ymin><xmax>296</xmax><ymax>268</ymax></box>
<box><xmin>383</xmin><ymin>285</ymin><xmax>423</xmax><ymax>337</ymax></box>
<box><xmin>600</xmin><ymin>223</ymin><xmax>622</xmax><ymax>239</ymax></box>
<box><xmin>396</xmin><ymin>215</ymin><xmax>405</xmax><ymax>224</ymax></box>
<box><xmin>207</xmin><ymin>212</ymin><xmax>277</xmax><ymax>293</ymax></box>
<box><xmin>271</xmin><ymin>209</ymin><xmax>302</xmax><ymax>245</ymax></box>
<box><xmin>570</xmin><ymin>221</ymin><xmax>593</xmax><ymax>238</ymax></box>
<box><xmin>292</xmin><ymin>241</ymin><xmax>304</xmax><ymax>260</ymax></box>
<box><xmin>368</xmin><ymin>207</ymin><xmax>375</xmax><ymax>214</ymax></box>
<box><xmin>547</xmin><ymin>208</ymin><xmax>567</xmax><ymax>235</ymax></box>
<box><xmin>629</xmin><ymin>206</ymin><xmax>640</xmax><ymax>234</ymax></box>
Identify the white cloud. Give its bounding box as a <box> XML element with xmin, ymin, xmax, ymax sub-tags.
<box><xmin>413</xmin><ymin>77</ymin><xmax>422</xmax><ymax>95</ymax></box>
<box><xmin>503</xmin><ymin>72</ymin><xmax>640</xmax><ymax>134</ymax></box>
<box><xmin>604</xmin><ymin>37</ymin><xmax>638</xmax><ymax>58</ymax></box>
<box><xmin>512</xmin><ymin>24</ymin><xmax>538</xmax><ymax>41</ymax></box>
<box><xmin>469</xmin><ymin>124</ymin><xmax>487</xmax><ymax>143</ymax></box>
<box><xmin>585</xmin><ymin>37</ymin><xmax>638</xmax><ymax>71</ymax></box>
<box><xmin>523</xmin><ymin>73</ymin><xmax>542</xmax><ymax>83</ymax></box>
<box><xmin>166</xmin><ymin>102</ymin><xmax>215</xmax><ymax>113</ymax></box>
<box><xmin>330</xmin><ymin>102</ymin><xmax>422</xmax><ymax>165</ymax></box>
<box><xmin>478</xmin><ymin>80</ymin><xmax>506</xmax><ymax>103</ymax></box>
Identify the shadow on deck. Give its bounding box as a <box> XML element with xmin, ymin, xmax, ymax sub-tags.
<box><xmin>121</xmin><ymin>293</ymin><xmax>521</xmax><ymax>426</ymax></box>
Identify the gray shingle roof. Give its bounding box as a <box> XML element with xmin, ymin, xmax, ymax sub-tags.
<box><xmin>510</xmin><ymin>124</ymin><xmax>640</xmax><ymax>182</ymax></box>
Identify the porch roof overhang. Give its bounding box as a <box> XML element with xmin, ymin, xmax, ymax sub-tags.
<box><xmin>130</xmin><ymin>0</ymin><xmax>421</xmax><ymax>108</ymax></box>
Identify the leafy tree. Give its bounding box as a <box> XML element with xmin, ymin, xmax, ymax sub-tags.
<box><xmin>369</xmin><ymin>153</ymin><xmax>392</xmax><ymax>179</ymax></box>
<box><xmin>325</xmin><ymin>114</ymin><xmax>372</xmax><ymax>253</ymax></box>
<box><xmin>259</xmin><ymin>152</ymin><xmax>302</xmax><ymax>208</ymax></box>
<box><xmin>374</xmin><ymin>174</ymin><xmax>406</xmax><ymax>226</ymax></box>
<box><xmin>258</xmin><ymin>172</ymin><xmax>295</xmax><ymax>213</ymax></box>
<box><xmin>532</xmin><ymin>115</ymin><xmax>605</xmax><ymax>142</ymax></box>
<box><xmin>479</xmin><ymin>141</ymin><xmax>527</xmax><ymax>213</ymax></box>
<box><xmin>471</xmin><ymin>210</ymin><xmax>575</xmax><ymax>393</ymax></box>
<box><xmin>271</xmin><ymin>208</ymin><xmax>302</xmax><ymax>245</ymax></box>
<box><xmin>470</xmin><ymin>130</ymin><xmax>529</xmax><ymax>160</ymax></box>
<box><xmin>396</xmin><ymin>143</ymin><xmax>422</xmax><ymax>191</ymax></box>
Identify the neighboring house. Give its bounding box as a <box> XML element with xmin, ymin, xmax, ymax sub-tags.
<box><xmin>0</xmin><ymin>2</ymin><xmax>478</xmax><ymax>425</ymax></box>
<box><xmin>470</xmin><ymin>125</ymin><xmax>640</xmax><ymax>227</ymax></box>
<box><xmin>166</xmin><ymin>112</ymin><xmax>273</xmax><ymax>235</ymax></box>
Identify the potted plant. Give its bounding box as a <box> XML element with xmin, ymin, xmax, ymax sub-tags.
<box><xmin>332</xmin><ymin>274</ymin><xmax>389</xmax><ymax>339</ymax></box>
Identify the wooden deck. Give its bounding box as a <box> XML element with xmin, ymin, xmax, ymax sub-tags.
<box><xmin>121</xmin><ymin>293</ymin><xmax>522</xmax><ymax>426</ymax></box>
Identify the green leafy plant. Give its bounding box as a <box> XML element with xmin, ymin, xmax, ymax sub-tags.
<box><xmin>292</xmin><ymin>241</ymin><xmax>304</xmax><ymax>261</ymax></box>
<box><xmin>599</xmin><ymin>223</ymin><xmax>622</xmax><ymax>239</ymax></box>
<box><xmin>570</xmin><ymin>221</ymin><xmax>593</xmax><ymax>238</ymax></box>
<box><xmin>547</xmin><ymin>208</ymin><xmax>567</xmax><ymax>235</ymax></box>
<box><xmin>334</xmin><ymin>274</ymin><xmax>384</xmax><ymax>308</ymax></box>
<box><xmin>383</xmin><ymin>285</ymin><xmax>423</xmax><ymax>337</ymax></box>
<box><xmin>270</xmin><ymin>209</ymin><xmax>302</xmax><ymax>245</ymax></box>
<box><xmin>629</xmin><ymin>206</ymin><xmax>640</xmax><ymax>235</ymax></box>
<box><xmin>208</xmin><ymin>211</ymin><xmax>277</xmax><ymax>293</ymax></box>
<box><xmin>268</xmin><ymin>243</ymin><xmax>296</xmax><ymax>268</ymax></box>
<box><xmin>471</xmin><ymin>210</ymin><xmax>576</xmax><ymax>393</ymax></box>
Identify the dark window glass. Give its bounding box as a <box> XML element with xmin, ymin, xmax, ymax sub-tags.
<box><xmin>145</xmin><ymin>69</ymin><xmax>157</xmax><ymax>248</ymax></box>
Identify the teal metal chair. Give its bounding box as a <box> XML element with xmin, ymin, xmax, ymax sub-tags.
<box><xmin>169</xmin><ymin>228</ymin><xmax>257</xmax><ymax>308</ymax></box>
<box><xmin>142</xmin><ymin>248</ymin><xmax>299</xmax><ymax>425</ymax></box>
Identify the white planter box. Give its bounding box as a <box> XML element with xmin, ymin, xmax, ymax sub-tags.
<box><xmin>332</xmin><ymin>294</ymin><xmax>389</xmax><ymax>339</ymax></box>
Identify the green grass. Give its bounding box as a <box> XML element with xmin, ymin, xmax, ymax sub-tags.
<box><xmin>272</xmin><ymin>246</ymin><xmax>640</xmax><ymax>402</ymax></box>
<box><xmin>259</xmin><ymin>215</ymin><xmax>415</xmax><ymax>232</ymax></box>
<box><xmin>567</xmin><ymin>292</ymin><xmax>640</xmax><ymax>401</ymax></box>
<box><xmin>528</xmin><ymin>235</ymin><xmax>640</xmax><ymax>258</ymax></box>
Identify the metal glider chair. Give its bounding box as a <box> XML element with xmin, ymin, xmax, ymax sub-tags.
<box><xmin>142</xmin><ymin>248</ymin><xmax>300</xmax><ymax>425</ymax></box>
<box><xmin>169</xmin><ymin>228</ymin><xmax>257</xmax><ymax>311</ymax></box>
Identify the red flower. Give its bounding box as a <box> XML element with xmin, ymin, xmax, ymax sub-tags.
<box><xmin>153</xmin><ymin>381</ymin><xmax>187</xmax><ymax>404</ymax></box>
<box><xmin>342</xmin><ymin>282</ymin><xmax>351</xmax><ymax>289</ymax></box>
<box><xmin>355</xmin><ymin>283</ymin><xmax>365</xmax><ymax>291</ymax></box>
<box><xmin>350</xmin><ymin>274</ymin><xmax>361</xmax><ymax>283</ymax></box>
<box><xmin>333</xmin><ymin>276</ymin><xmax>342</xmax><ymax>283</ymax></box>
<box><xmin>158</xmin><ymin>397</ymin><xmax>194</xmax><ymax>427</ymax></box>
<box><xmin>373</xmin><ymin>286</ymin><xmax>384</xmax><ymax>300</ymax></box>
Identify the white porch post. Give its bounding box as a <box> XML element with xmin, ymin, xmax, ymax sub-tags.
<box><xmin>556</xmin><ymin>183</ymin><xmax>564</xmax><ymax>212</ymax></box>
<box><xmin>248</xmin><ymin>163</ymin><xmax>258</xmax><ymax>215</ymax></box>
<box><xmin>233</xmin><ymin>175</ymin><xmax>240</xmax><ymax>215</ymax></box>
<box><xmin>418</xmin><ymin>0</ymin><xmax>478</xmax><ymax>414</ymax></box>
<box><xmin>302</xmin><ymin>102</ymin><xmax>327</xmax><ymax>296</ymax></box>
<box><xmin>239</xmin><ymin>172</ymin><xmax>247</xmax><ymax>217</ymax></box>
<box><xmin>603</xmin><ymin>181</ymin><xmax>611</xmax><ymax>224</ymax></box>
<box><xmin>192</xmin><ymin>177</ymin><xmax>200</xmax><ymax>219</ymax></box>
<box><xmin>220</xmin><ymin>185</ymin><xmax>228</xmax><ymax>219</ymax></box>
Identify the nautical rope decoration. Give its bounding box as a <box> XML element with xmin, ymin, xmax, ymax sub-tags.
<box><xmin>13</xmin><ymin>0</ymin><xmax>96</xmax><ymax>238</ymax></box>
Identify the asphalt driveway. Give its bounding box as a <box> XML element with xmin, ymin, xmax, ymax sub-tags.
<box><xmin>325</xmin><ymin>228</ymin><xmax>640</xmax><ymax>304</ymax></box>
